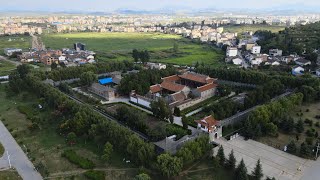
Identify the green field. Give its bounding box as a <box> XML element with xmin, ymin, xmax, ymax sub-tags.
<box><xmin>0</xmin><ymin>60</ymin><xmax>16</xmax><ymax>76</ymax></box>
<box><xmin>223</xmin><ymin>24</ymin><xmax>285</xmax><ymax>33</ymax></box>
<box><xmin>42</xmin><ymin>32</ymin><xmax>225</xmax><ymax>66</ymax></box>
<box><xmin>0</xmin><ymin>36</ymin><xmax>31</xmax><ymax>53</ymax></box>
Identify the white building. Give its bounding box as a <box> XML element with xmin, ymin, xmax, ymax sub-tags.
<box><xmin>4</xmin><ymin>48</ymin><xmax>22</xmax><ymax>56</ymax></box>
<box><xmin>147</xmin><ymin>63</ymin><xmax>166</xmax><ymax>70</ymax></box>
<box><xmin>251</xmin><ymin>46</ymin><xmax>261</xmax><ymax>54</ymax></box>
<box><xmin>195</xmin><ymin>115</ymin><xmax>222</xmax><ymax>141</ymax></box>
<box><xmin>232</xmin><ymin>58</ymin><xmax>242</xmax><ymax>65</ymax></box>
<box><xmin>226</xmin><ymin>47</ymin><xmax>238</xmax><ymax>57</ymax></box>
<box><xmin>295</xmin><ymin>58</ymin><xmax>311</xmax><ymax>66</ymax></box>
<box><xmin>269</xmin><ymin>49</ymin><xmax>283</xmax><ymax>56</ymax></box>
<box><xmin>292</xmin><ymin>66</ymin><xmax>305</xmax><ymax>76</ymax></box>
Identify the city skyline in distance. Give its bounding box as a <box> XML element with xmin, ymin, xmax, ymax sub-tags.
<box><xmin>1</xmin><ymin>0</ymin><xmax>320</xmax><ymax>14</ymax></box>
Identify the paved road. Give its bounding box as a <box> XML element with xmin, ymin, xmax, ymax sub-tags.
<box><xmin>300</xmin><ymin>158</ymin><xmax>320</xmax><ymax>180</ymax></box>
<box><xmin>0</xmin><ymin>121</ymin><xmax>42</xmax><ymax>180</ymax></box>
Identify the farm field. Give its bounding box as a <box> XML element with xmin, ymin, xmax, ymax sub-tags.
<box><xmin>42</xmin><ymin>32</ymin><xmax>225</xmax><ymax>66</ymax></box>
<box><xmin>0</xmin><ymin>35</ymin><xmax>32</xmax><ymax>53</ymax></box>
<box><xmin>223</xmin><ymin>24</ymin><xmax>285</xmax><ymax>33</ymax></box>
<box><xmin>0</xmin><ymin>60</ymin><xmax>16</xmax><ymax>76</ymax></box>
<box><xmin>0</xmin><ymin>85</ymin><xmax>138</xmax><ymax>178</ymax></box>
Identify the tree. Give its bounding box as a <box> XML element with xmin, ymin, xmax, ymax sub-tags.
<box><xmin>67</xmin><ymin>132</ymin><xmax>76</xmax><ymax>145</ymax></box>
<box><xmin>101</xmin><ymin>142</ymin><xmax>113</xmax><ymax>162</ymax></box>
<box><xmin>51</xmin><ymin>62</ymin><xmax>58</xmax><ymax>70</ymax></box>
<box><xmin>217</xmin><ymin>145</ymin><xmax>225</xmax><ymax>166</ymax></box>
<box><xmin>150</xmin><ymin>98</ymin><xmax>171</xmax><ymax>121</ymax></box>
<box><xmin>235</xmin><ymin>159</ymin><xmax>249</xmax><ymax>180</ymax></box>
<box><xmin>300</xmin><ymin>142</ymin><xmax>311</xmax><ymax>158</ymax></box>
<box><xmin>17</xmin><ymin>64</ymin><xmax>30</xmax><ymax>79</ymax></box>
<box><xmin>157</xmin><ymin>153</ymin><xmax>183</xmax><ymax>178</ymax></box>
<box><xmin>132</xmin><ymin>49</ymin><xmax>140</xmax><ymax>62</ymax></box>
<box><xmin>252</xmin><ymin>159</ymin><xmax>263</xmax><ymax>180</ymax></box>
<box><xmin>174</xmin><ymin>107</ymin><xmax>181</xmax><ymax>116</ymax></box>
<box><xmin>134</xmin><ymin>173</ymin><xmax>151</xmax><ymax>180</ymax></box>
<box><xmin>182</xmin><ymin>116</ymin><xmax>188</xmax><ymax>129</ymax></box>
<box><xmin>80</xmin><ymin>71</ymin><xmax>97</xmax><ymax>86</ymax></box>
<box><xmin>226</xmin><ymin>150</ymin><xmax>236</xmax><ymax>170</ymax></box>
<box><xmin>173</xmin><ymin>42</ymin><xmax>179</xmax><ymax>53</ymax></box>
<box><xmin>296</xmin><ymin>119</ymin><xmax>304</xmax><ymax>133</ymax></box>
<box><xmin>287</xmin><ymin>140</ymin><xmax>297</xmax><ymax>154</ymax></box>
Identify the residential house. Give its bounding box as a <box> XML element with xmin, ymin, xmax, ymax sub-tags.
<box><xmin>226</xmin><ymin>47</ymin><xmax>238</xmax><ymax>57</ymax></box>
<box><xmin>269</xmin><ymin>49</ymin><xmax>283</xmax><ymax>56</ymax></box>
<box><xmin>292</xmin><ymin>66</ymin><xmax>305</xmax><ymax>76</ymax></box>
<box><xmin>281</xmin><ymin>56</ymin><xmax>294</xmax><ymax>64</ymax></box>
<box><xmin>251</xmin><ymin>45</ymin><xmax>261</xmax><ymax>54</ymax></box>
<box><xmin>295</xmin><ymin>58</ymin><xmax>311</xmax><ymax>66</ymax></box>
<box><xmin>265</xmin><ymin>59</ymin><xmax>280</xmax><ymax>66</ymax></box>
<box><xmin>195</xmin><ymin>115</ymin><xmax>222</xmax><ymax>140</ymax></box>
<box><xmin>232</xmin><ymin>58</ymin><xmax>242</xmax><ymax>65</ymax></box>
<box><xmin>89</xmin><ymin>83</ymin><xmax>115</xmax><ymax>101</ymax></box>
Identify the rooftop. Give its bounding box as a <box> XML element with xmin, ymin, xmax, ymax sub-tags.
<box><xmin>98</xmin><ymin>77</ymin><xmax>113</xmax><ymax>85</ymax></box>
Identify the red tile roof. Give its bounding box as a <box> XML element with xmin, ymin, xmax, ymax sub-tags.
<box><xmin>197</xmin><ymin>83</ymin><xmax>217</xmax><ymax>92</ymax></box>
<box><xmin>162</xmin><ymin>75</ymin><xmax>180</xmax><ymax>82</ymax></box>
<box><xmin>195</xmin><ymin>115</ymin><xmax>219</xmax><ymax>132</ymax></box>
<box><xmin>171</xmin><ymin>91</ymin><xmax>187</xmax><ymax>102</ymax></box>
<box><xmin>179</xmin><ymin>72</ymin><xmax>214</xmax><ymax>84</ymax></box>
<box><xmin>160</xmin><ymin>81</ymin><xmax>186</xmax><ymax>92</ymax></box>
<box><xmin>150</xmin><ymin>84</ymin><xmax>162</xmax><ymax>93</ymax></box>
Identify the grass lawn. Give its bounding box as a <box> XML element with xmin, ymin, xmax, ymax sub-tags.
<box><xmin>0</xmin><ymin>170</ymin><xmax>22</xmax><ymax>180</ymax></box>
<box><xmin>0</xmin><ymin>60</ymin><xmax>16</xmax><ymax>76</ymax></box>
<box><xmin>0</xmin><ymin>85</ymin><xmax>138</xmax><ymax>178</ymax></box>
<box><xmin>223</xmin><ymin>24</ymin><xmax>285</xmax><ymax>33</ymax></box>
<box><xmin>259</xmin><ymin>101</ymin><xmax>320</xmax><ymax>152</ymax></box>
<box><xmin>0</xmin><ymin>35</ymin><xmax>31</xmax><ymax>52</ymax></box>
<box><xmin>179</xmin><ymin>158</ymin><xmax>233</xmax><ymax>180</ymax></box>
<box><xmin>42</xmin><ymin>32</ymin><xmax>225</xmax><ymax>66</ymax></box>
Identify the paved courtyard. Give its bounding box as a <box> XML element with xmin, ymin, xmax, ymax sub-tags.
<box><xmin>213</xmin><ymin>136</ymin><xmax>313</xmax><ymax>180</ymax></box>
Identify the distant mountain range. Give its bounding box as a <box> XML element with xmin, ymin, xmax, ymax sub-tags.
<box><xmin>0</xmin><ymin>5</ymin><xmax>319</xmax><ymax>16</ymax></box>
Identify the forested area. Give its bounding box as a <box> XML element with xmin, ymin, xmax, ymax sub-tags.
<box><xmin>118</xmin><ymin>66</ymin><xmax>176</xmax><ymax>95</ymax></box>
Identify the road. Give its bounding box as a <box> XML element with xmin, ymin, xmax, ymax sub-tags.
<box><xmin>301</xmin><ymin>157</ymin><xmax>320</xmax><ymax>180</ymax></box>
<box><xmin>0</xmin><ymin>121</ymin><xmax>42</xmax><ymax>180</ymax></box>
<box><xmin>31</xmin><ymin>33</ymin><xmax>45</xmax><ymax>50</ymax></box>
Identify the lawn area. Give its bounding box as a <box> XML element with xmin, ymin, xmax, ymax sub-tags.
<box><xmin>0</xmin><ymin>35</ymin><xmax>31</xmax><ymax>53</ymax></box>
<box><xmin>0</xmin><ymin>60</ymin><xmax>16</xmax><ymax>76</ymax></box>
<box><xmin>0</xmin><ymin>170</ymin><xmax>22</xmax><ymax>180</ymax></box>
<box><xmin>42</xmin><ymin>32</ymin><xmax>225</xmax><ymax>66</ymax></box>
<box><xmin>259</xmin><ymin>101</ymin><xmax>320</xmax><ymax>152</ymax></box>
<box><xmin>0</xmin><ymin>85</ymin><xmax>138</xmax><ymax>178</ymax></box>
<box><xmin>223</xmin><ymin>24</ymin><xmax>285</xmax><ymax>33</ymax></box>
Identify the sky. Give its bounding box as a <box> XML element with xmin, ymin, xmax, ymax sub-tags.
<box><xmin>1</xmin><ymin>0</ymin><xmax>320</xmax><ymax>12</ymax></box>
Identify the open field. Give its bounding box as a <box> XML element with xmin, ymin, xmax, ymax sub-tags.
<box><xmin>0</xmin><ymin>60</ymin><xmax>16</xmax><ymax>76</ymax></box>
<box><xmin>0</xmin><ymin>36</ymin><xmax>31</xmax><ymax>53</ymax></box>
<box><xmin>0</xmin><ymin>170</ymin><xmax>22</xmax><ymax>180</ymax></box>
<box><xmin>42</xmin><ymin>32</ymin><xmax>225</xmax><ymax>66</ymax></box>
<box><xmin>223</xmin><ymin>24</ymin><xmax>285</xmax><ymax>33</ymax></box>
<box><xmin>0</xmin><ymin>85</ymin><xmax>138</xmax><ymax>178</ymax></box>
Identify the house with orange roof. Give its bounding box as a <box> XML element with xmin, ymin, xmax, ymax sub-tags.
<box><xmin>195</xmin><ymin>115</ymin><xmax>222</xmax><ymax>140</ymax></box>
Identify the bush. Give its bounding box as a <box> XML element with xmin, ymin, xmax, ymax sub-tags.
<box><xmin>166</xmin><ymin>124</ymin><xmax>191</xmax><ymax>140</ymax></box>
<box><xmin>61</xmin><ymin>150</ymin><xmax>95</xmax><ymax>169</ymax></box>
<box><xmin>84</xmin><ymin>170</ymin><xmax>105</xmax><ymax>180</ymax></box>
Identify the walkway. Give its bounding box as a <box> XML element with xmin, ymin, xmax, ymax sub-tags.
<box><xmin>0</xmin><ymin>121</ymin><xmax>42</xmax><ymax>180</ymax></box>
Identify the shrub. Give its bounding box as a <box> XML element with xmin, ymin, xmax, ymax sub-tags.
<box><xmin>166</xmin><ymin>124</ymin><xmax>191</xmax><ymax>140</ymax></box>
<box><xmin>84</xmin><ymin>170</ymin><xmax>105</xmax><ymax>180</ymax></box>
<box><xmin>61</xmin><ymin>150</ymin><xmax>95</xmax><ymax>169</ymax></box>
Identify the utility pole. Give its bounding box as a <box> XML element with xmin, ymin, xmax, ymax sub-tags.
<box><xmin>6</xmin><ymin>151</ymin><xmax>11</xmax><ymax>169</ymax></box>
<box><xmin>316</xmin><ymin>143</ymin><xmax>320</xmax><ymax>160</ymax></box>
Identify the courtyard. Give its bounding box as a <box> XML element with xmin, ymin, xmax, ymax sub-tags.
<box><xmin>213</xmin><ymin>136</ymin><xmax>313</xmax><ymax>180</ymax></box>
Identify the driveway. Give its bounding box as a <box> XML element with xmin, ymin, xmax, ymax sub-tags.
<box><xmin>0</xmin><ymin>121</ymin><xmax>42</xmax><ymax>180</ymax></box>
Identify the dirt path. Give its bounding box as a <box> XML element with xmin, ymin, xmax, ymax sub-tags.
<box><xmin>45</xmin><ymin>167</ymin><xmax>138</xmax><ymax>179</ymax></box>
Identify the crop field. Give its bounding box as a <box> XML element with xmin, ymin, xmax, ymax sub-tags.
<box><xmin>42</xmin><ymin>32</ymin><xmax>225</xmax><ymax>66</ymax></box>
<box><xmin>0</xmin><ymin>35</ymin><xmax>31</xmax><ymax>53</ymax></box>
<box><xmin>223</xmin><ymin>24</ymin><xmax>285</xmax><ymax>33</ymax></box>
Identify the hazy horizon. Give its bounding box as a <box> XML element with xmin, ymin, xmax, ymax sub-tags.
<box><xmin>1</xmin><ymin>0</ymin><xmax>320</xmax><ymax>12</ymax></box>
